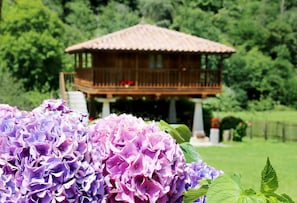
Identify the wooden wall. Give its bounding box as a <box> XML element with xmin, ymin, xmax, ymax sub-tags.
<box><xmin>91</xmin><ymin>51</ymin><xmax>202</xmax><ymax>70</ymax></box>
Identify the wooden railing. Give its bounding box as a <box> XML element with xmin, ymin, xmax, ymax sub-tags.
<box><xmin>75</xmin><ymin>68</ymin><xmax>221</xmax><ymax>89</ymax></box>
<box><xmin>59</xmin><ymin>72</ymin><xmax>76</xmax><ymax>100</ymax></box>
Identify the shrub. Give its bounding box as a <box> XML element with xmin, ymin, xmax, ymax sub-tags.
<box><xmin>219</xmin><ymin>116</ymin><xmax>248</xmax><ymax>141</ymax></box>
<box><xmin>247</xmin><ymin>97</ymin><xmax>275</xmax><ymax>111</ymax></box>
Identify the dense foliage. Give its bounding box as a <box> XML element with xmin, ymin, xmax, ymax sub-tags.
<box><xmin>0</xmin><ymin>0</ymin><xmax>296</xmax><ymax>110</ymax></box>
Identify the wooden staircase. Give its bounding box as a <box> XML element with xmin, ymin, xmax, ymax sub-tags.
<box><xmin>59</xmin><ymin>72</ymin><xmax>88</xmax><ymax>115</ymax></box>
<box><xmin>66</xmin><ymin>91</ymin><xmax>88</xmax><ymax>115</ymax></box>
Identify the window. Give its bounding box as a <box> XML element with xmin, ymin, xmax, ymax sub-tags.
<box><xmin>156</xmin><ymin>54</ymin><xmax>162</xmax><ymax>68</ymax></box>
<box><xmin>75</xmin><ymin>53</ymin><xmax>92</xmax><ymax>68</ymax></box>
<box><xmin>149</xmin><ymin>54</ymin><xmax>163</xmax><ymax>69</ymax></box>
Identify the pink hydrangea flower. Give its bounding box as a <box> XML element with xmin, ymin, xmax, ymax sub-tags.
<box><xmin>88</xmin><ymin>114</ymin><xmax>187</xmax><ymax>203</ymax></box>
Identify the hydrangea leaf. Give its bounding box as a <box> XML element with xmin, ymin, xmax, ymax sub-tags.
<box><xmin>170</xmin><ymin>124</ymin><xmax>192</xmax><ymax>142</ymax></box>
<box><xmin>276</xmin><ymin>194</ymin><xmax>295</xmax><ymax>203</ymax></box>
<box><xmin>179</xmin><ymin>142</ymin><xmax>201</xmax><ymax>163</ymax></box>
<box><xmin>258</xmin><ymin>158</ymin><xmax>294</xmax><ymax>202</ymax></box>
<box><xmin>158</xmin><ymin>120</ymin><xmax>185</xmax><ymax>143</ymax></box>
<box><xmin>265</xmin><ymin>193</ymin><xmax>295</xmax><ymax>203</ymax></box>
<box><xmin>206</xmin><ymin>174</ymin><xmax>266</xmax><ymax>203</ymax></box>
<box><xmin>206</xmin><ymin>174</ymin><xmax>241</xmax><ymax>203</ymax></box>
<box><xmin>183</xmin><ymin>185</ymin><xmax>209</xmax><ymax>203</ymax></box>
<box><xmin>260</xmin><ymin>157</ymin><xmax>278</xmax><ymax>194</ymax></box>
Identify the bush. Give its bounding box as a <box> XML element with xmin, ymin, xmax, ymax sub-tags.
<box><xmin>204</xmin><ymin>85</ymin><xmax>242</xmax><ymax>112</ymax></box>
<box><xmin>247</xmin><ymin>97</ymin><xmax>275</xmax><ymax>111</ymax></box>
<box><xmin>219</xmin><ymin>116</ymin><xmax>248</xmax><ymax>141</ymax></box>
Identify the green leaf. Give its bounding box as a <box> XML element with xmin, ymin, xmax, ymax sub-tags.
<box><xmin>278</xmin><ymin>193</ymin><xmax>295</xmax><ymax>203</ymax></box>
<box><xmin>266</xmin><ymin>193</ymin><xmax>295</xmax><ymax>203</ymax></box>
<box><xmin>183</xmin><ymin>179</ymin><xmax>212</xmax><ymax>203</ymax></box>
<box><xmin>260</xmin><ymin>157</ymin><xmax>278</xmax><ymax>194</ymax></box>
<box><xmin>207</xmin><ymin>174</ymin><xmax>266</xmax><ymax>203</ymax></box>
<box><xmin>242</xmin><ymin>188</ymin><xmax>257</xmax><ymax>195</ymax></box>
<box><xmin>183</xmin><ymin>185</ymin><xmax>208</xmax><ymax>203</ymax></box>
<box><xmin>179</xmin><ymin>142</ymin><xmax>201</xmax><ymax>163</ymax></box>
<box><xmin>206</xmin><ymin>174</ymin><xmax>242</xmax><ymax>203</ymax></box>
<box><xmin>170</xmin><ymin>124</ymin><xmax>192</xmax><ymax>142</ymax></box>
<box><xmin>158</xmin><ymin>120</ymin><xmax>185</xmax><ymax>143</ymax></box>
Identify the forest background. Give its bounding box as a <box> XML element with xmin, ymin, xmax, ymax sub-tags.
<box><xmin>0</xmin><ymin>0</ymin><xmax>297</xmax><ymax>113</ymax></box>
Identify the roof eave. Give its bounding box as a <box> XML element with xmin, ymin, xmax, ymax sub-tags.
<box><xmin>65</xmin><ymin>48</ymin><xmax>236</xmax><ymax>54</ymax></box>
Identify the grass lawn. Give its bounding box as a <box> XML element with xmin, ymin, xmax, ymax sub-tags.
<box><xmin>214</xmin><ymin>110</ymin><xmax>297</xmax><ymax>123</ymax></box>
<box><xmin>196</xmin><ymin>138</ymin><xmax>297</xmax><ymax>201</ymax></box>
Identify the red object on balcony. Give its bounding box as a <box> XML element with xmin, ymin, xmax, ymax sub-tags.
<box><xmin>120</xmin><ymin>80</ymin><xmax>135</xmax><ymax>86</ymax></box>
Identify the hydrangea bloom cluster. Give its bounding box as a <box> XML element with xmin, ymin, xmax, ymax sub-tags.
<box><xmin>185</xmin><ymin>161</ymin><xmax>224</xmax><ymax>203</ymax></box>
<box><xmin>0</xmin><ymin>99</ymin><xmax>105</xmax><ymax>202</ymax></box>
<box><xmin>88</xmin><ymin>114</ymin><xmax>187</xmax><ymax>203</ymax></box>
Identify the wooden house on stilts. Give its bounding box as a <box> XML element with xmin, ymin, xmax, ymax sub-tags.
<box><xmin>60</xmin><ymin>23</ymin><xmax>235</xmax><ymax>135</ymax></box>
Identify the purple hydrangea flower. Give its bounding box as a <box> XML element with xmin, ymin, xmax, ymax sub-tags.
<box><xmin>88</xmin><ymin>114</ymin><xmax>187</xmax><ymax>203</ymax></box>
<box><xmin>0</xmin><ymin>99</ymin><xmax>105</xmax><ymax>202</ymax></box>
<box><xmin>185</xmin><ymin>161</ymin><xmax>223</xmax><ymax>203</ymax></box>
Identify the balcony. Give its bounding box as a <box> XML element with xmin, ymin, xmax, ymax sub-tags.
<box><xmin>60</xmin><ymin>67</ymin><xmax>222</xmax><ymax>99</ymax></box>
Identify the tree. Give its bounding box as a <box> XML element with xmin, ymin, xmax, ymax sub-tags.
<box><xmin>0</xmin><ymin>68</ymin><xmax>53</xmax><ymax>110</ymax></box>
<box><xmin>0</xmin><ymin>0</ymin><xmax>2</xmax><ymax>20</ymax></box>
<box><xmin>138</xmin><ymin>0</ymin><xmax>174</xmax><ymax>27</ymax></box>
<box><xmin>97</xmin><ymin>1</ymin><xmax>139</xmax><ymax>35</ymax></box>
<box><xmin>172</xmin><ymin>0</ymin><xmax>220</xmax><ymax>41</ymax></box>
<box><xmin>64</xmin><ymin>0</ymin><xmax>97</xmax><ymax>39</ymax></box>
<box><xmin>281</xmin><ymin>72</ymin><xmax>297</xmax><ymax>108</ymax></box>
<box><xmin>0</xmin><ymin>0</ymin><xmax>65</xmax><ymax>91</ymax></box>
<box><xmin>0</xmin><ymin>68</ymin><xmax>26</xmax><ymax>107</ymax></box>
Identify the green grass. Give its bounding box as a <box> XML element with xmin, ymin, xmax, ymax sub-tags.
<box><xmin>196</xmin><ymin>138</ymin><xmax>297</xmax><ymax>201</ymax></box>
<box><xmin>214</xmin><ymin>110</ymin><xmax>297</xmax><ymax>123</ymax></box>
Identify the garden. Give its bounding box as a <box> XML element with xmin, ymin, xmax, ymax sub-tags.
<box><xmin>0</xmin><ymin>99</ymin><xmax>295</xmax><ymax>202</ymax></box>
<box><xmin>197</xmin><ymin>138</ymin><xmax>297</xmax><ymax>201</ymax></box>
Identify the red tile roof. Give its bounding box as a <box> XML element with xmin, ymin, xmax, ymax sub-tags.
<box><xmin>65</xmin><ymin>24</ymin><xmax>236</xmax><ymax>53</ymax></box>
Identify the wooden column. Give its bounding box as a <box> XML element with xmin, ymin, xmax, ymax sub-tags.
<box><xmin>218</xmin><ymin>55</ymin><xmax>224</xmax><ymax>86</ymax></box>
<box><xmin>78</xmin><ymin>53</ymin><xmax>82</xmax><ymax>68</ymax></box>
<box><xmin>135</xmin><ymin>53</ymin><xmax>139</xmax><ymax>89</ymax></box>
<box><xmin>204</xmin><ymin>54</ymin><xmax>208</xmax><ymax>85</ymax></box>
<box><xmin>74</xmin><ymin>54</ymin><xmax>77</xmax><ymax>69</ymax></box>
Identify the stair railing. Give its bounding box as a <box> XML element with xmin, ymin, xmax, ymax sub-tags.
<box><xmin>59</xmin><ymin>72</ymin><xmax>67</xmax><ymax>101</ymax></box>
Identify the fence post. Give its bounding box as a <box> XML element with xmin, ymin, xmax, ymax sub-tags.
<box><xmin>264</xmin><ymin>121</ymin><xmax>268</xmax><ymax>140</ymax></box>
<box><xmin>276</xmin><ymin>122</ymin><xmax>279</xmax><ymax>140</ymax></box>
<box><xmin>282</xmin><ymin>122</ymin><xmax>286</xmax><ymax>142</ymax></box>
<box><xmin>249</xmin><ymin>119</ymin><xmax>253</xmax><ymax>139</ymax></box>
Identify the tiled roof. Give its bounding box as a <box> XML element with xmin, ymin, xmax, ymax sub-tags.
<box><xmin>65</xmin><ymin>24</ymin><xmax>236</xmax><ymax>53</ymax></box>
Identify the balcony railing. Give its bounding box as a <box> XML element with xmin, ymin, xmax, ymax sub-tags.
<box><xmin>75</xmin><ymin>68</ymin><xmax>221</xmax><ymax>89</ymax></box>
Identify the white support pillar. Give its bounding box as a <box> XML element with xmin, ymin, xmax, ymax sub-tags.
<box><xmin>168</xmin><ymin>97</ymin><xmax>177</xmax><ymax>123</ymax></box>
<box><xmin>191</xmin><ymin>98</ymin><xmax>204</xmax><ymax>136</ymax></box>
<box><xmin>96</xmin><ymin>98</ymin><xmax>116</xmax><ymax>118</ymax></box>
